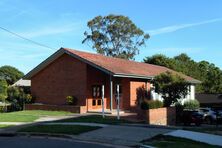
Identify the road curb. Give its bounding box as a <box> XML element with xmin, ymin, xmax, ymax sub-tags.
<box><xmin>0</xmin><ymin>132</ymin><xmax>129</xmax><ymax>148</ymax></box>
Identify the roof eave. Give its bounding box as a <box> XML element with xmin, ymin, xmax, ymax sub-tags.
<box><xmin>113</xmin><ymin>73</ymin><xmax>153</xmax><ymax>80</ymax></box>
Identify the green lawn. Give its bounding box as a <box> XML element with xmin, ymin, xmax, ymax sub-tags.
<box><xmin>18</xmin><ymin>125</ymin><xmax>101</xmax><ymax>135</ymax></box>
<box><xmin>0</xmin><ymin>124</ymin><xmax>13</xmax><ymax>129</ymax></box>
<box><xmin>55</xmin><ymin>115</ymin><xmax>134</xmax><ymax>124</ymax></box>
<box><xmin>0</xmin><ymin>110</ymin><xmax>72</xmax><ymax>122</ymax></box>
<box><xmin>142</xmin><ymin>135</ymin><xmax>220</xmax><ymax>148</ymax></box>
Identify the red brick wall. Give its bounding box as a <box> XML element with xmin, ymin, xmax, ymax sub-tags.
<box><xmin>121</xmin><ymin>78</ymin><xmax>130</xmax><ymax>110</ymax></box>
<box><xmin>145</xmin><ymin>107</ymin><xmax>176</xmax><ymax>125</ymax></box>
<box><xmin>30</xmin><ymin>52</ymin><xmax>154</xmax><ymax>113</ymax></box>
<box><xmin>130</xmin><ymin>80</ymin><xmax>150</xmax><ymax>108</ymax></box>
<box><xmin>31</xmin><ymin>54</ymin><xmax>87</xmax><ymax>106</ymax></box>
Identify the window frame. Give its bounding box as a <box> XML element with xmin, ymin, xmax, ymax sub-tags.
<box><xmin>92</xmin><ymin>85</ymin><xmax>102</xmax><ymax>98</ymax></box>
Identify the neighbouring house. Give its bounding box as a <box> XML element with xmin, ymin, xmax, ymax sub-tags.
<box><xmin>12</xmin><ymin>79</ymin><xmax>31</xmax><ymax>94</ymax></box>
<box><xmin>23</xmin><ymin>48</ymin><xmax>200</xmax><ymax>113</ymax></box>
<box><xmin>196</xmin><ymin>93</ymin><xmax>222</xmax><ymax>108</ymax></box>
<box><xmin>12</xmin><ymin>79</ymin><xmax>31</xmax><ymax>87</ymax></box>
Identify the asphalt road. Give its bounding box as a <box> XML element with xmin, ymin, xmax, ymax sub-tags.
<box><xmin>0</xmin><ymin>136</ymin><xmax>115</xmax><ymax>148</ymax></box>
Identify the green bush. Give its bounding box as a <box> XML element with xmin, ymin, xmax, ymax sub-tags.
<box><xmin>0</xmin><ymin>79</ymin><xmax>8</xmax><ymax>102</ymax></box>
<box><xmin>175</xmin><ymin>102</ymin><xmax>184</xmax><ymax>112</ymax></box>
<box><xmin>25</xmin><ymin>94</ymin><xmax>34</xmax><ymax>104</ymax></box>
<box><xmin>7</xmin><ymin>86</ymin><xmax>26</xmax><ymax>111</ymax></box>
<box><xmin>141</xmin><ymin>100</ymin><xmax>163</xmax><ymax>110</ymax></box>
<box><xmin>66</xmin><ymin>96</ymin><xmax>78</xmax><ymax>105</ymax></box>
<box><xmin>0</xmin><ymin>105</ymin><xmax>6</xmax><ymax>113</ymax></box>
<box><xmin>0</xmin><ymin>102</ymin><xmax>12</xmax><ymax>113</ymax></box>
<box><xmin>174</xmin><ymin>102</ymin><xmax>184</xmax><ymax>123</ymax></box>
<box><xmin>183</xmin><ymin>99</ymin><xmax>200</xmax><ymax>110</ymax></box>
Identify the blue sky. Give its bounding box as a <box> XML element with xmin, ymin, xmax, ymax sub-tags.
<box><xmin>0</xmin><ymin>0</ymin><xmax>222</xmax><ymax>73</ymax></box>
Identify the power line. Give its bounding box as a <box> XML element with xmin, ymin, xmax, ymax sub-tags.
<box><xmin>0</xmin><ymin>26</ymin><xmax>56</xmax><ymax>51</ymax></box>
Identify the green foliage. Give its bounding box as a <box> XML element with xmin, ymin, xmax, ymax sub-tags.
<box><xmin>7</xmin><ymin>87</ymin><xmax>26</xmax><ymax>111</ymax></box>
<box><xmin>0</xmin><ymin>65</ymin><xmax>24</xmax><ymax>85</ymax></box>
<box><xmin>0</xmin><ymin>105</ymin><xmax>11</xmax><ymax>113</ymax></box>
<box><xmin>25</xmin><ymin>94</ymin><xmax>34</xmax><ymax>104</ymax></box>
<box><xmin>144</xmin><ymin>53</ymin><xmax>222</xmax><ymax>93</ymax></box>
<box><xmin>0</xmin><ymin>79</ymin><xmax>8</xmax><ymax>101</ymax></box>
<box><xmin>144</xmin><ymin>54</ymin><xmax>175</xmax><ymax>69</ymax></box>
<box><xmin>153</xmin><ymin>71</ymin><xmax>189</xmax><ymax>107</ymax></box>
<box><xmin>174</xmin><ymin>102</ymin><xmax>184</xmax><ymax>123</ymax></box>
<box><xmin>83</xmin><ymin>14</ymin><xmax>150</xmax><ymax>60</ymax></box>
<box><xmin>66</xmin><ymin>96</ymin><xmax>77</xmax><ymax>105</ymax></box>
<box><xmin>140</xmin><ymin>100</ymin><xmax>163</xmax><ymax>110</ymax></box>
<box><xmin>7</xmin><ymin>86</ymin><xmax>20</xmax><ymax>100</ymax></box>
<box><xmin>183</xmin><ymin>99</ymin><xmax>200</xmax><ymax>110</ymax></box>
<box><xmin>175</xmin><ymin>102</ymin><xmax>184</xmax><ymax>113</ymax></box>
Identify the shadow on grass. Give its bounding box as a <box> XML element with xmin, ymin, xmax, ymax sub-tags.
<box><xmin>18</xmin><ymin>125</ymin><xmax>101</xmax><ymax>135</ymax></box>
<box><xmin>141</xmin><ymin>134</ymin><xmax>220</xmax><ymax>148</ymax></box>
<box><xmin>53</xmin><ymin>115</ymin><xmax>144</xmax><ymax>125</ymax></box>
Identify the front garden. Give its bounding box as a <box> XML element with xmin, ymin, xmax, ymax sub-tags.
<box><xmin>0</xmin><ymin>110</ymin><xmax>72</xmax><ymax>122</ymax></box>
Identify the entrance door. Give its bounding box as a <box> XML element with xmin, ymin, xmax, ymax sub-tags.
<box><xmin>92</xmin><ymin>85</ymin><xmax>102</xmax><ymax>109</ymax></box>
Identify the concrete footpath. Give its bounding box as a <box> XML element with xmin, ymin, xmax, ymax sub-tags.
<box><xmin>43</xmin><ymin>122</ymin><xmax>172</xmax><ymax>146</ymax></box>
<box><xmin>0</xmin><ymin>122</ymin><xmax>172</xmax><ymax>146</ymax></box>
<box><xmin>165</xmin><ymin>130</ymin><xmax>222</xmax><ymax>146</ymax></box>
<box><xmin>77</xmin><ymin>125</ymin><xmax>172</xmax><ymax>146</ymax></box>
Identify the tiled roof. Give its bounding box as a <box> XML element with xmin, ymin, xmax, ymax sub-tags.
<box><xmin>63</xmin><ymin>48</ymin><xmax>200</xmax><ymax>83</ymax></box>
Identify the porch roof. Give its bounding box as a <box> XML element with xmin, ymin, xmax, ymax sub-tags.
<box><xmin>24</xmin><ymin>47</ymin><xmax>201</xmax><ymax>84</ymax></box>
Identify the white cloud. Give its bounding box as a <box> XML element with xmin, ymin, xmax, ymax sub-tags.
<box><xmin>147</xmin><ymin>18</ymin><xmax>222</xmax><ymax>36</ymax></box>
<box><xmin>19</xmin><ymin>22</ymin><xmax>84</xmax><ymax>38</ymax></box>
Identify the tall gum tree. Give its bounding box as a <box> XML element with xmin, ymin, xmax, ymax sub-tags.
<box><xmin>82</xmin><ymin>14</ymin><xmax>149</xmax><ymax>60</ymax></box>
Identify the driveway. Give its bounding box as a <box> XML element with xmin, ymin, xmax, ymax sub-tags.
<box><xmin>0</xmin><ymin>136</ymin><xmax>117</xmax><ymax>148</ymax></box>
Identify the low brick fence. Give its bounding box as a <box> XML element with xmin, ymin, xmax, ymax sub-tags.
<box><xmin>25</xmin><ymin>104</ymin><xmax>87</xmax><ymax>114</ymax></box>
<box><xmin>137</xmin><ymin>107</ymin><xmax>176</xmax><ymax>126</ymax></box>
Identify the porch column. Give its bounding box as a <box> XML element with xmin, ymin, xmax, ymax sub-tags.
<box><xmin>110</xmin><ymin>75</ymin><xmax>113</xmax><ymax>111</ymax></box>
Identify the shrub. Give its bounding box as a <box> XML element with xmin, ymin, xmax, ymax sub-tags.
<box><xmin>174</xmin><ymin>102</ymin><xmax>184</xmax><ymax>123</ymax></box>
<box><xmin>66</xmin><ymin>96</ymin><xmax>77</xmax><ymax>105</ymax></box>
<box><xmin>0</xmin><ymin>79</ymin><xmax>8</xmax><ymax>102</ymax></box>
<box><xmin>141</xmin><ymin>100</ymin><xmax>163</xmax><ymax>110</ymax></box>
<box><xmin>25</xmin><ymin>94</ymin><xmax>34</xmax><ymax>104</ymax></box>
<box><xmin>183</xmin><ymin>99</ymin><xmax>200</xmax><ymax>110</ymax></box>
<box><xmin>0</xmin><ymin>105</ymin><xmax>6</xmax><ymax>113</ymax></box>
<box><xmin>175</xmin><ymin>102</ymin><xmax>184</xmax><ymax>113</ymax></box>
<box><xmin>7</xmin><ymin>86</ymin><xmax>26</xmax><ymax>111</ymax></box>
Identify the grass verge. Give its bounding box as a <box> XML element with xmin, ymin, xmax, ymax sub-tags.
<box><xmin>142</xmin><ymin>135</ymin><xmax>220</xmax><ymax>148</ymax></box>
<box><xmin>0</xmin><ymin>124</ymin><xmax>13</xmax><ymax>129</ymax></box>
<box><xmin>0</xmin><ymin>110</ymin><xmax>72</xmax><ymax>122</ymax></box>
<box><xmin>54</xmin><ymin>115</ymin><xmax>134</xmax><ymax>124</ymax></box>
<box><xmin>18</xmin><ymin>125</ymin><xmax>101</xmax><ymax>135</ymax></box>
